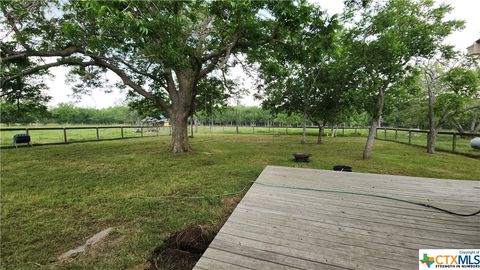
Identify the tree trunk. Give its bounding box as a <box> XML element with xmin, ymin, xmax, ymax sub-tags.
<box><xmin>301</xmin><ymin>109</ymin><xmax>307</xmax><ymax>144</ymax></box>
<box><xmin>168</xmin><ymin>70</ymin><xmax>195</xmax><ymax>153</ymax></box>
<box><xmin>363</xmin><ymin>89</ymin><xmax>385</xmax><ymax>160</ymax></box>
<box><xmin>426</xmin><ymin>76</ymin><xmax>436</xmax><ymax>154</ymax></box>
<box><xmin>190</xmin><ymin>116</ymin><xmax>194</xmax><ymax>138</ymax></box>
<box><xmin>474</xmin><ymin>122</ymin><xmax>480</xmax><ymax>133</ymax></box>
<box><xmin>363</xmin><ymin>115</ymin><xmax>380</xmax><ymax>159</ymax></box>
<box><xmin>427</xmin><ymin>129</ymin><xmax>438</xmax><ymax>153</ymax></box>
<box><xmin>451</xmin><ymin>118</ymin><xmax>470</xmax><ymax>138</ymax></box>
<box><xmin>170</xmin><ymin>111</ymin><xmax>191</xmax><ymax>153</ymax></box>
<box><xmin>470</xmin><ymin>117</ymin><xmax>476</xmax><ymax>132</ymax></box>
<box><xmin>317</xmin><ymin>123</ymin><xmax>324</xmax><ymax>144</ymax></box>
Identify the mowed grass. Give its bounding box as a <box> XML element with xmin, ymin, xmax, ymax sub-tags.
<box><xmin>3</xmin><ymin>125</ymin><xmax>476</xmax><ymax>157</ymax></box>
<box><xmin>378</xmin><ymin>129</ymin><xmax>479</xmax><ymax>157</ymax></box>
<box><xmin>0</xmin><ymin>126</ymin><xmax>168</xmax><ymax>146</ymax></box>
<box><xmin>0</xmin><ymin>125</ymin><xmax>368</xmax><ymax>146</ymax></box>
<box><xmin>1</xmin><ymin>135</ymin><xmax>479</xmax><ymax>269</ymax></box>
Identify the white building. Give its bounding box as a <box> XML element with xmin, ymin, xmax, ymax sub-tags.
<box><xmin>467</xmin><ymin>38</ymin><xmax>480</xmax><ymax>55</ymax></box>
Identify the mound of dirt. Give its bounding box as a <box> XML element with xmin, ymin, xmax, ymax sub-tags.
<box><xmin>147</xmin><ymin>225</ymin><xmax>216</xmax><ymax>270</ymax></box>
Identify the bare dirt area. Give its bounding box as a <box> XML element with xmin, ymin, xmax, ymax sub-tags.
<box><xmin>147</xmin><ymin>225</ymin><xmax>216</xmax><ymax>270</ymax></box>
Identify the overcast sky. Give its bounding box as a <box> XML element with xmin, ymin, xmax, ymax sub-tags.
<box><xmin>45</xmin><ymin>0</ymin><xmax>480</xmax><ymax>109</ymax></box>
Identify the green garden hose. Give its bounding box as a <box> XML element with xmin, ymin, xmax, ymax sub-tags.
<box><xmin>130</xmin><ymin>181</ymin><xmax>480</xmax><ymax>217</ymax></box>
<box><xmin>253</xmin><ymin>181</ymin><xmax>480</xmax><ymax>217</ymax></box>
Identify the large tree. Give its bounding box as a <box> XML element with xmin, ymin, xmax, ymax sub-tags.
<box><xmin>1</xmin><ymin>0</ymin><xmax>314</xmax><ymax>152</ymax></box>
<box><xmin>343</xmin><ymin>0</ymin><xmax>463</xmax><ymax>159</ymax></box>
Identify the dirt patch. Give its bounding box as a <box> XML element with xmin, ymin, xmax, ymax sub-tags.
<box><xmin>147</xmin><ymin>225</ymin><xmax>216</xmax><ymax>270</ymax></box>
<box><xmin>222</xmin><ymin>195</ymin><xmax>242</xmax><ymax>208</ymax></box>
<box><xmin>57</xmin><ymin>227</ymin><xmax>114</xmax><ymax>261</ymax></box>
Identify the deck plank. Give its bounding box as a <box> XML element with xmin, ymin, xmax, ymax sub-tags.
<box><xmin>194</xmin><ymin>166</ymin><xmax>480</xmax><ymax>269</ymax></box>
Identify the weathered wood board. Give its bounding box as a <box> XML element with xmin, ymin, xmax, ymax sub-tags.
<box><xmin>194</xmin><ymin>166</ymin><xmax>480</xmax><ymax>270</ymax></box>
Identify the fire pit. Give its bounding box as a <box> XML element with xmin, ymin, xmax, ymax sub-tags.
<box><xmin>292</xmin><ymin>153</ymin><xmax>311</xmax><ymax>162</ymax></box>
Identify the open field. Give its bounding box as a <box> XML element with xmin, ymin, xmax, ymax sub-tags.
<box><xmin>2</xmin><ymin>125</ymin><xmax>477</xmax><ymax>157</ymax></box>
<box><xmin>377</xmin><ymin>129</ymin><xmax>479</xmax><ymax>157</ymax></box>
<box><xmin>1</xmin><ymin>135</ymin><xmax>479</xmax><ymax>269</ymax></box>
<box><xmin>0</xmin><ymin>125</ymin><xmax>368</xmax><ymax>146</ymax></box>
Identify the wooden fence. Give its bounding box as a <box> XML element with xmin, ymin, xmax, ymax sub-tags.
<box><xmin>1</xmin><ymin>125</ymin><xmax>478</xmax><ymax>158</ymax></box>
<box><xmin>0</xmin><ymin>125</ymin><xmax>171</xmax><ymax>148</ymax></box>
<box><xmin>374</xmin><ymin>127</ymin><xmax>479</xmax><ymax>158</ymax></box>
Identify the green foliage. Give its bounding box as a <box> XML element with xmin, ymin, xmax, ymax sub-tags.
<box><xmin>254</xmin><ymin>4</ymin><xmax>346</xmax><ymax>127</ymax></box>
<box><xmin>1</xmin><ymin>42</ymin><xmax>51</xmax><ymax>124</ymax></box>
<box><xmin>49</xmin><ymin>103</ymin><xmax>139</xmax><ymax>124</ymax></box>
<box><xmin>441</xmin><ymin>66</ymin><xmax>480</xmax><ymax>97</ymax></box>
<box><xmin>0</xmin><ymin>79</ymin><xmax>51</xmax><ymax>125</ymax></box>
<box><xmin>343</xmin><ymin>0</ymin><xmax>463</xmax><ymax>114</ymax></box>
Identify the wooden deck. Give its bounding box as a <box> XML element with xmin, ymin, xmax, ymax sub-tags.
<box><xmin>194</xmin><ymin>166</ymin><xmax>480</xmax><ymax>270</ymax></box>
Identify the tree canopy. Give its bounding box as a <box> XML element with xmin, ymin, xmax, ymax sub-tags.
<box><xmin>1</xmin><ymin>0</ymin><xmax>320</xmax><ymax>152</ymax></box>
<box><xmin>1</xmin><ymin>0</ymin><xmax>476</xmax><ymax>158</ymax></box>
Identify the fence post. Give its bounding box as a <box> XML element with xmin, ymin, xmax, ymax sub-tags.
<box><xmin>140</xmin><ymin>127</ymin><xmax>144</xmax><ymax>137</ymax></box>
<box><xmin>354</xmin><ymin>127</ymin><xmax>357</xmax><ymax>135</ymax></box>
<box><xmin>96</xmin><ymin>127</ymin><xmax>100</xmax><ymax>140</ymax></box>
<box><xmin>408</xmin><ymin>129</ymin><xmax>412</xmax><ymax>144</ymax></box>
<box><xmin>395</xmin><ymin>129</ymin><xmax>398</xmax><ymax>141</ymax></box>
<box><xmin>384</xmin><ymin>128</ymin><xmax>387</xmax><ymax>139</ymax></box>
<box><xmin>342</xmin><ymin>127</ymin><xmax>345</xmax><ymax>136</ymax></box>
<box><xmin>121</xmin><ymin>127</ymin><xmax>124</xmax><ymax>138</ymax></box>
<box><xmin>25</xmin><ymin>128</ymin><xmax>29</xmax><ymax>135</ymax></box>
<box><xmin>375</xmin><ymin>128</ymin><xmax>378</xmax><ymax>138</ymax></box>
<box><xmin>452</xmin><ymin>134</ymin><xmax>457</xmax><ymax>152</ymax></box>
<box><xmin>156</xmin><ymin>127</ymin><xmax>159</xmax><ymax>136</ymax></box>
<box><xmin>63</xmin><ymin>128</ymin><xmax>68</xmax><ymax>143</ymax></box>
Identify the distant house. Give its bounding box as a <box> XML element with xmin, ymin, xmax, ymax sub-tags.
<box><xmin>140</xmin><ymin>116</ymin><xmax>170</xmax><ymax>127</ymax></box>
<box><xmin>467</xmin><ymin>38</ymin><xmax>480</xmax><ymax>55</ymax></box>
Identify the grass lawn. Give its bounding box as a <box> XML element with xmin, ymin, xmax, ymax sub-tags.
<box><xmin>1</xmin><ymin>135</ymin><xmax>479</xmax><ymax>269</ymax></box>
<box><xmin>378</xmin><ymin>129</ymin><xmax>479</xmax><ymax>157</ymax></box>
<box><xmin>0</xmin><ymin>125</ymin><xmax>368</xmax><ymax>146</ymax></box>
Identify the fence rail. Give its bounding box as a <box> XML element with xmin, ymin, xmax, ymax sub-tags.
<box><xmin>374</xmin><ymin>127</ymin><xmax>479</xmax><ymax>158</ymax></box>
<box><xmin>0</xmin><ymin>125</ymin><xmax>172</xmax><ymax>148</ymax></box>
<box><xmin>1</xmin><ymin>125</ymin><xmax>478</xmax><ymax>158</ymax></box>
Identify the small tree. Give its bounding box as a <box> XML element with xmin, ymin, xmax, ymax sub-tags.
<box><xmin>343</xmin><ymin>0</ymin><xmax>463</xmax><ymax>159</ymax></box>
<box><xmin>422</xmin><ymin>56</ymin><xmax>480</xmax><ymax>153</ymax></box>
<box><xmin>255</xmin><ymin>6</ymin><xmax>340</xmax><ymax>144</ymax></box>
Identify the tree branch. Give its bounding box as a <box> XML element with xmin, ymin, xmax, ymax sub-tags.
<box><xmin>199</xmin><ymin>34</ymin><xmax>241</xmax><ymax>77</ymax></box>
<box><xmin>1</xmin><ymin>59</ymin><xmax>96</xmax><ymax>88</ymax></box>
<box><xmin>1</xmin><ymin>42</ymin><xmax>172</xmax><ymax>112</ymax></box>
<box><xmin>1</xmin><ymin>6</ymin><xmax>32</xmax><ymax>51</ymax></box>
<box><xmin>88</xmin><ymin>56</ymin><xmax>171</xmax><ymax>112</ymax></box>
<box><xmin>0</xmin><ymin>43</ymin><xmax>85</xmax><ymax>63</ymax></box>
